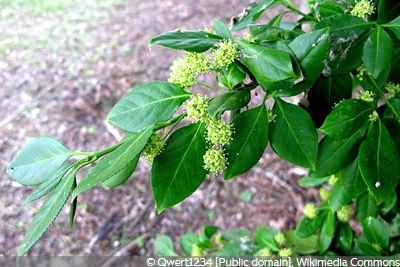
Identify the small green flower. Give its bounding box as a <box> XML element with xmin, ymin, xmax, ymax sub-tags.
<box><xmin>304</xmin><ymin>203</ymin><xmax>318</xmax><ymax>219</ymax></box>
<box><xmin>206</xmin><ymin>120</ymin><xmax>233</xmax><ymax>145</ymax></box>
<box><xmin>356</xmin><ymin>65</ymin><xmax>369</xmax><ymax>81</ymax></box>
<box><xmin>328</xmin><ymin>175</ymin><xmax>338</xmax><ymax>185</ymax></box>
<box><xmin>143</xmin><ymin>133</ymin><xmax>165</xmax><ymax>164</ymax></box>
<box><xmin>319</xmin><ymin>187</ymin><xmax>331</xmax><ymax>201</ymax></box>
<box><xmin>337</xmin><ymin>205</ymin><xmax>353</xmax><ymax>223</ymax></box>
<box><xmin>278</xmin><ymin>248</ymin><xmax>292</xmax><ymax>256</ymax></box>
<box><xmin>185</xmin><ymin>52</ymin><xmax>212</xmax><ymax>74</ymax></box>
<box><xmin>357</xmin><ymin>90</ymin><xmax>374</xmax><ymax>103</ymax></box>
<box><xmin>185</xmin><ymin>94</ymin><xmax>210</xmax><ymax>123</ymax></box>
<box><xmin>259</xmin><ymin>247</ymin><xmax>272</xmax><ymax>257</ymax></box>
<box><xmin>168</xmin><ymin>57</ymin><xmax>197</xmax><ymax>88</ymax></box>
<box><xmin>274</xmin><ymin>232</ymin><xmax>286</xmax><ymax>246</ymax></box>
<box><xmin>267</xmin><ymin>109</ymin><xmax>276</xmax><ymax>123</ymax></box>
<box><xmin>203</xmin><ymin>148</ymin><xmax>227</xmax><ymax>175</ymax></box>
<box><xmin>372</xmin><ymin>243</ymin><xmax>382</xmax><ymax>253</ymax></box>
<box><xmin>385</xmin><ymin>82</ymin><xmax>400</xmax><ymax>98</ymax></box>
<box><xmin>212</xmin><ymin>40</ymin><xmax>237</xmax><ymax>68</ymax></box>
<box><xmin>351</xmin><ymin>0</ymin><xmax>375</xmax><ymax>18</ymax></box>
<box><xmin>369</xmin><ymin>111</ymin><xmax>379</xmax><ymax>122</ymax></box>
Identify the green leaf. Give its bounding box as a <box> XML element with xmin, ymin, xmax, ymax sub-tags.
<box><xmin>356</xmin><ymin>192</ymin><xmax>379</xmax><ymax>222</ymax></box>
<box><xmin>213</xmin><ymin>19</ymin><xmax>232</xmax><ymax>40</ymax></box>
<box><xmin>216</xmin><ymin>63</ymin><xmax>246</xmax><ymax>90</ymax></box>
<box><xmin>354</xmin><ymin>238</ymin><xmax>381</xmax><ymax>256</ymax></box>
<box><xmin>208</xmin><ymin>90</ymin><xmax>250</xmax><ymax>118</ymax></box>
<box><xmin>383</xmin><ymin>16</ymin><xmax>400</xmax><ymax>39</ymax></box>
<box><xmin>388</xmin><ymin>98</ymin><xmax>400</xmax><ymax>123</ymax></box>
<box><xmin>284</xmin><ymin>230</ymin><xmax>318</xmax><ymax>255</ymax></box>
<box><xmin>363</xmin><ymin>26</ymin><xmax>393</xmax><ymax>78</ymax></box>
<box><xmin>154</xmin><ymin>235</ymin><xmax>177</xmax><ymax>256</ymax></box>
<box><xmin>312</xmin><ymin>0</ymin><xmax>349</xmax><ymax>18</ymax></box>
<box><xmin>337</xmin><ymin>222</ymin><xmax>353</xmax><ymax>252</ymax></box>
<box><xmin>102</xmin><ymin>156</ymin><xmax>139</xmax><ymax>188</ymax></box>
<box><xmin>318</xmin><ymin>214</ymin><xmax>334</xmax><ymax>253</ymax></box>
<box><xmin>149</xmin><ymin>30</ymin><xmax>223</xmax><ymax>52</ymax></box>
<box><xmin>107</xmin><ymin>81</ymin><xmax>191</xmax><ymax>132</ymax></box>
<box><xmin>197</xmin><ymin>225</ymin><xmax>219</xmax><ymax>249</ymax></box>
<box><xmin>287</xmin><ymin>28</ymin><xmax>330</xmax><ymax>94</ymax></box>
<box><xmin>231</xmin><ymin>0</ymin><xmax>278</xmax><ymax>31</ymax></box>
<box><xmin>269</xmin><ymin>98</ymin><xmax>318</xmax><ymax>169</ymax></box>
<box><xmin>298</xmin><ymin>175</ymin><xmax>329</xmax><ymax>187</ymax></box>
<box><xmin>320</xmin><ymin>99</ymin><xmax>374</xmax><ymax>139</ymax></box>
<box><xmin>152</xmin><ymin>123</ymin><xmax>207</xmax><ymax>213</ymax></box>
<box><xmin>225</xmin><ymin>105</ymin><xmax>269</xmax><ymax>179</ymax></box>
<box><xmin>377</xmin><ymin>0</ymin><xmax>400</xmax><ymax>24</ymax></box>
<box><xmin>7</xmin><ymin>137</ymin><xmax>73</xmax><ymax>186</ymax></box>
<box><xmin>237</xmin><ymin>39</ymin><xmax>297</xmax><ymax>91</ymax></box>
<box><xmin>358</xmin><ymin>119</ymin><xmax>400</xmax><ymax>204</ymax></box>
<box><xmin>362</xmin><ymin>217</ymin><xmax>389</xmax><ymax>249</ymax></box>
<box><xmin>254</xmin><ymin>227</ymin><xmax>279</xmax><ymax>251</ymax></box>
<box><xmin>296</xmin><ymin>212</ymin><xmax>325</xmax><ymax>238</ymax></box>
<box><xmin>336</xmin><ymin>158</ymin><xmax>367</xmax><ymax>202</ymax></box>
<box><xmin>17</xmin><ymin>170</ymin><xmax>76</xmax><ymax>257</ymax></box>
<box><xmin>180</xmin><ymin>232</ymin><xmax>198</xmax><ymax>256</ymax></box>
<box><xmin>73</xmin><ymin>128</ymin><xmax>153</xmax><ymax>198</ymax></box>
<box><xmin>221</xmin><ymin>229</ymin><xmax>251</xmax><ymax>241</ymax></box>
<box><xmin>248</xmin><ymin>24</ymin><xmax>295</xmax><ymax>42</ymax></box>
<box><xmin>24</xmin><ymin>163</ymin><xmax>75</xmax><ymax>204</ymax></box>
<box><xmin>311</xmin><ymin>127</ymin><xmax>365</xmax><ymax>177</ymax></box>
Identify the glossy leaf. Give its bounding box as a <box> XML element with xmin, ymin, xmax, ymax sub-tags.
<box><xmin>362</xmin><ymin>217</ymin><xmax>389</xmax><ymax>249</ymax></box>
<box><xmin>102</xmin><ymin>156</ymin><xmax>139</xmax><ymax>188</ymax></box>
<box><xmin>287</xmin><ymin>28</ymin><xmax>330</xmax><ymax>94</ymax></box>
<box><xmin>359</xmin><ymin>119</ymin><xmax>400</xmax><ymax>204</ymax></box>
<box><xmin>354</xmin><ymin>238</ymin><xmax>381</xmax><ymax>256</ymax></box>
<box><xmin>312</xmin><ymin>0</ymin><xmax>348</xmax><ymax>18</ymax></box>
<box><xmin>296</xmin><ymin>210</ymin><xmax>326</xmax><ymax>238</ymax></box>
<box><xmin>149</xmin><ymin>30</ymin><xmax>222</xmax><ymax>52</ymax></box>
<box><xmin>180</xmin><ymin>232</ymin><xmax>198</xmax><ymax>256</ymax></box>
<box><xmin>24</xmin><ymin>163</ymin><xmax>75</xmax><ymax>204</ymax></box>
<box><xmin>338</xmin><ymin>222</ymin><xmax>353</xmax><ymax>251</ymax></box>
<box><xmin>388</xmin><ymin>98</ymin><xmax>400</xmax><ymax>123</ymax></box>
<box><xmin>198</xmin><ymin>225</ymin><xmax>219</xmax><ymax>249</ymax></box>
<box><xmin>362</xmin><ymin>26</ymin><xmax>393</xmax><ymax>78</ymax></box>
<box><xmin>298</xmin><ymin>176</ymin><xmax>329</xmax><ymax>187</ymax></box>
<box><xmin>231</xmin><ymin>0</ymin><xmax>278</xmax><ymax>31</ymax></box>
<box><xmin>216</xmin><ymin>63</ymin><xmax>246</xmax><ymax>90</ymax></box>
<box><xmin>269</xmin><ymin>98</ymin><xmax>318</xmax><ymax>169</ymax></box>
<box><xmin>208</xmin><ymin>90</ymin><xmax>250</xmax><ymax>119</ymax></box>
<box><xmin>108</xmin><ymin>82</ymin><xmax>190</xmax><ymax>132</ymax></box>
<box><xmin>17</xmin><ymin>170</ymin><xmax>76</xmax><ymax>257</ymax></box>
<box><xmin>336</xmin><ymin>158</ymin><xmax>367</xmax><ymax>203</ymax></box>
<box><xmin>152</xmin><ymin>123</ymin><xmax>207</xmax><ymax>213</ymax></box>
<box><xmin>225</xmin><ymin>105</ymin><xmax>269</xmax><ymax>179</ymax></box>
<box><xmin>254</xmin><ymin>227</ymin><xmax>279</xmax><ymax>251</ymax></box>
<box><xmin>213</xmin><ymin>19</ymin><xmax>232</xmax><ymax>40</ymax></box>
<box><xmin>8</xmin><ymin>137</ymin><xmax>73</xmax><ymax>186</ymax></box>
<box><xmin>154</xmin><ymin>235</ymin><xmax>177</xmax><ymax>256</ymax></box>
<box><xmin>383</xmin><ymin>16</ymin><xmax>400</xmax><ymax>39</ymax></box>
<box><xmin>284</xmin><ymin>231</ymin><xmax>318</xmax><ymax>254</ymax></box>
<box><xmin>318</xmin><ymin>215</ymin><xmax>334</xmax><ymax>253</ymax></box>
<box><xmin>357</xmin><ymin>192</ymin><xmax>379</xmax><ymax>222</ymax></box>
<box><xmin>320</xmin><ymin>99</ymin><xmax>373</xmax><ymax>139</ymax></box>
<box><xmin>237</xmin><ymin>39</ymin><xmax>297</xmax><ymax>91</ymax></box>
<box><xmin>377</xmin><ymin>0</ymin><xmax>400</xmax><ymax>24</ymax></box>
<box><xmin>311</xmin><ymin>127</ymin><xmax>365</xmax><ymax>177</ymax></box>
<box><xmin>73</xmin><ymin>128</ymin><xmax>153</xmax><ymax>198</ymax></box>
<box><xmin>248</xmin><ymin>24</ymin><xmax>294</xmax><ymax>42</ymax></box>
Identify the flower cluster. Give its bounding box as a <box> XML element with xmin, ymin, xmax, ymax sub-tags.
<box><xmin>385</xmin><ymin>82</ymin><xmax>400</xmax><ymax>98</ymax></box>
<box><xmin>369</xmin><ymin>110</ymin><xmax>379</xmax><ymax>122</ymax></box>
<box><xmin>351</xmin><ymin>0</ymin><xmax>375</xmax><ymax>18</ymax></box>
<box><xmin>328</xmin><ymin>175</ymin><xmax>338</xmax><ymax>185</ymax></box>
<box><xmin>319</xmin><ymin>187</ymin><xmax>331</xmax><ymax>201</ymax></box>
<box><xmin>185</xmin><ymin>94</ymin><xmax>210</xmax><ymax>123</ymax></box>
<box><xmin>206</xmin><ymin>120</ymin><xmax>233</xmax><ymax>145</ymax></box>
<box><xmin>274</xmin><ymin>232</ymin><xmax>286</xmax><ymax>246</ymax></box>
<box><xmin>143</xmin><ymin>133</ymin><xmax>165</xmax><ymax>164</ymax></box>
<box><xmin>356</xmin><ymin>64</ymin><xmax>369</xmax><ymax>81</ymax></box>
<box><xmin>304</xmin><ymin>203</ymin><xmax>318</xmax><ymax>219</ymax></box>
<box><xmin>357</xmin><ymin>90</ymin><xmax>374</xmax><ymax>103</ymax></box>
<box><xmin>212</xmin><ymin>40</ymin><xmax>238</xmax><ymax>68</ymax></box>
<box><xmin>168</xmin><ymin>52</ymin><xmax>211</xmax><ymax>88</ymax></box>
<box><xmin>258</xmin><ymin>247</ymin><xmax>272</xmax><ymax>256</ymax></box>
<box><xmin>278</xmin><ymin>248</ymin><xmax>292</xmax><ymax>256</ymax></box>
<box><xmin>203</xmin><ymin>148</ymin><xmax>227</xmax><ymax>175</ymax></box>
<box><xmin>337</xmin><ymin>205</ymin><xmax>353</xmax><ymax>222</ymax></box>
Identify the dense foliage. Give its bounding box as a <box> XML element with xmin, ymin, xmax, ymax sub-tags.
<box><xmin>8</xmin><ymin>0</ymin><xmax>400</xmax><ymax>257</ymax></box>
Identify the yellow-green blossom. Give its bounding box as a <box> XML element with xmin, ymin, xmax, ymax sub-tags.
<box><xmin>258</xmin><ymin>247</ymin><xmax>272</xmax><ymax>256</ymax></box>
<box><xmin>278</xmin><ymin>248</ymin><xmax>292</xmax><ymax>256</ymax></box>
<box><xmin>304</xmin><ymin>203</ymin><xmax>318</xmax><ymax>219</ymax></box>
<box><xmin>169</xmin><ymin>57</ymin><xmax>197</xmax><ymax>88</ymax></box>
<box><xmin>185</xmin><ymin>94</ymin><xmax>210</xmax><ymax>123</ymax></box>
<box><xmin>319</xmin><ymin>187</ymin><xmax>331</xmax><ymax>201</ymax></box>
<box><xmin>328</xmin><ymin>175</ymin><xmax>338</xmax><ymax>185</ymax></box>
<box><xmin>203</xmin><ymin>148</ymin><xmax>227</xmax><ymax>175</ymax></box>
<box><xmin>357</xmin><ymin>90</ymin><xmax>374</xmax><ymax>103</ymax></box>
<box><xmin>369</xmin><ymin>111</ymin><xmax>379</xmax><ymax>122</ymax></box>
<box><xmin>267</xmin><ymin>109</ymin><xmax>276</xmax><ymax>123</ymax></box>
<box><xmin>206</xmin><ymin>120</ymin><xmax>233</xmax><ymax>145</ymax></box>
<box><xmin>372</xmin><ymin>243</ymin><xmax>382</xmax><ymax>253</ymax></box>
<box><xmin>143</xmin><ymin>133</ymin><xmax>165</xmax><ymax>164</ymax></box>
<box><xmin>185</xmin><ymin>52</ymin><xmax>212</xmax><ymax>74</ymax></box>
<box><xmin>385</xmin><ymin>82</ymin><xmax>400</xmax><ymax>98</ymax></box>
<box><xmin>274</xmin><ymin>232</ymin><xmax>286</xmax><ymax>246</ymax></box>
<box><xmin>337</xmin><ymin>205</ymin><xmax>353</xmax><ymax>222</ymax></box>
<box><xmin>212</xmin><ymin>40</ymin><xmax>237</xmax><ymax>68</ymax></box>
<box><xmin>351</xmin><ymin>0</ymin><xmax>375</xmax><ymax>18</ymax></box>
<box><xmin>356</xmin><ymin>65</ymin><xmax>369</xmax><ymax>81</ymax></box>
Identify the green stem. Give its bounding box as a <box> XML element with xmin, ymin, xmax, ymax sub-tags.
<box><xmin>162</xmin><ymin>113</ymin><xmax>187</xmax><ymax>140</ymax></box>
<box><xmin>196</xmin><ymin>80</ymin><xmax>229</xmax><ymax>93</ymax></box>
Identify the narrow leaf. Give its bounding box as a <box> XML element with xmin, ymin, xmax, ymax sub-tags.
<box><xmin>269</xmin><ymin>98</ymin><xmax>318</xmax><ymax>169</ymax></box>
<box><xmin>363</xmin><ymin>26</ymin><xmax>393</xmax><ymax>78</ymax></box>
<box><xmin>108</xmin><ymin>82</ymin><xmax>190</xmax><ymax>132</ymax></box>
<box><xmin>320</xmin><ymin>99</ymin><xmax>373</xmax><ymax>139</ymax></box>
<box><xmin>7</xmin><ymin>137</ymin><xmax>73</xmax><ymax>186</ymax></box>
<box><xmin>208</xmin><ymin>90</ymin><xmax>250</xmax><ymax>118</ymax></box>
<box><xmin>359</xmin><ymin>119</ymin><xmax>400</xmax><ymax>204</ymax></box>
<box><xmin>17</xmin><ymin>171</ymin><xmax>76</xmax><ymax>257</ymax></box>
<box><xmin>225</xmin><ymin>105</ymin><xmax>269</xmax><ymax>179</ymax></box>
<box><xmin>102</xmin><ymin>157</ymin><xmax>139</xmax><ymax>188</ymax></box>
<box><xmin>152</xmin><ymin>123</ymin><xmax>207</xmax><ymax>213</ymax></box>
<box><xmin>73</xmin><ymin>127</ymin><xmax>153</xmax><ymax>198</ymax></box>
<box><xmin>149</xmin><ymin>30</ymin><xmax>222</xmax><ymax>52</ymax></box>
<box><xmin>237</xmin><ymin>39</ymin><xmax>297</xmax><ymax>91</ymax></box>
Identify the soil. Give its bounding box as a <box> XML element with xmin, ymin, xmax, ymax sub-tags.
<box><xmin>0</xmin><ymin>0</ymin><xmax>317</xmax><ymax>257</ymax></box>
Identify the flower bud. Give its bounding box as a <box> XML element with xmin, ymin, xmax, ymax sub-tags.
<box><xmin>185</xmin><ymin>94</ymin><xmax>210</xmax><ymax>123</ymax></box>
<box><xmin>304</xmin><ymin>203</ymin><xmax>318</xmax><ymax>219</ymax></box>
<box><xmin>337</xmin><ymin>205</ymin><xmax>353</xmax><ymax>223</ymax></box>
<box><xmin>203</xmin><ymin>148</ymin><xmax>227</xmax><ymax>175</ymax></box>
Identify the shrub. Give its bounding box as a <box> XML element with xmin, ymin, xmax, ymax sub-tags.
<box><xmin>7</xmin><ymin>0</ymin><xmax>400</xmax><ymax>257</ymax></box>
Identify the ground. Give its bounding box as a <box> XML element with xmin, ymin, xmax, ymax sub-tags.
<box><xmin>0</xmin><ymin>0</ymin><xmax>316</xmax><ymax>256</ymax></box>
